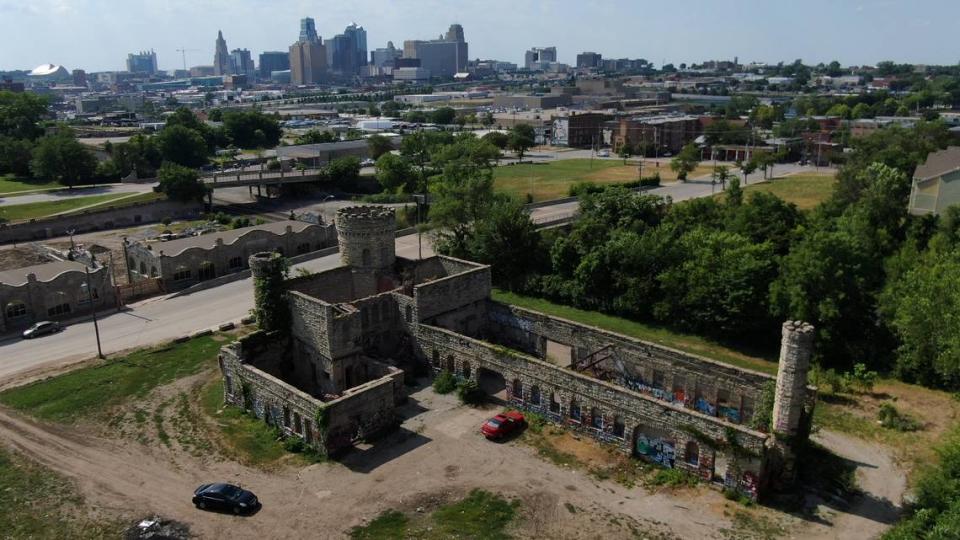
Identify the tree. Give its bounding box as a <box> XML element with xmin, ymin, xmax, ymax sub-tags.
<box><xmin>508</xmin><ymin>124</ymin><xmax>535</xmax><ymax>162</ymax></box>
<box><xmin>252</xmin><ymin>253</ymin><xmax>290</xmax><ymax>333</ymax></box>
<box><xmin>0</xmin><ymin>90</ymin><xmax>48</xmax><ymax>140</ymax></box>
<box><xmin>375</xmin><ymin>153</ymin><xmax>416</xmax><ymax>193</ymax></box>
<box><xmin>0</xmin><ymin>136</ymin><xmax>34</xmax><ymax>176</ymax></box>
<box><xmin>157</xmin><ymin>162</ymin><xmax>209</xmax><ymax>202</ymax></box>
<box><xmin>110</xmin><ymin>134</ymin><xmax>162</xmax><ymax>178</ymax></box>
<box><xmin>670</xmin><ymin>143</ymin><xmax>700</xmax><ymax>181</ymax></box>
<box><xmin>156</xmin><ymin>124</ymin><xmax>209</xmax><ymax>168</ymax></box>
<box><xmin>430</xmin><ymin>160</ymin><xmax>496</xmax><ymax>255</ymax></box>
<box><xmin>431</xmin><ymin>136</ymin><xmax>500</xmax><ymax>169</ymax></box>
<box><xmin>326</xmin><ymin>156</ymin><xmax>361</xmax><ymax>188</ymax></box>
<box><xmin>740</xmin><ymin>157</ymin><xmax>757</xmax><ymax>183</ymax></box>
<box><xmin>29</xmin><ymin>128</ymin><xmax>97</xmax><ymax>188</ymax></box>
<box><xmin>466</xmin><ymin>197</ymin><xmax>543</xmax><ymax>290</ymax></box>
<box><xmin>480</xmin><ymin>112</ymin><xmax>494</xmax><ymax>126</ymax></box>
<box><xmin>221</xmin><ymin>110</ymin><xmax>282</xmax><ymax>148</ymax></box>
<box><xmin>294</xmin><ymin>130</ymin><xmax>336</xmax><ymax>145</ymax></box>
<box><xmin>481</xmin><ymin>131</ymin><xmax>509</xmax><ymax>150</ymax></box>
<box><xmin>714</xmin><ymin>165</ymin><xmax>731</xmax><ymax>190</ymax></box>
<box><xmin>618</xmin><ymin>146</ymin><xmax>631</xmax><ymax>164</ymax></box>
<box><xmin>366</xmin><ymin>134</ymin><xmax>394</xmax><ymax>159</ymax></box>
<box><xmin>431</xmin><ymin>107</ymin><xmax>457</xmax><ymax>125</ymax></box>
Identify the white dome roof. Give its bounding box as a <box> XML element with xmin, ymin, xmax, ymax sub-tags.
<box><xmin>30</xmin><ymin>64</ymin><xmax>67</xmax><ymax>76</ymax></box>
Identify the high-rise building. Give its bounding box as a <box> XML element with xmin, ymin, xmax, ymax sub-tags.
<box><xmin>402</xmin><ymin>23</ymin><xmax>467</xmax><ymax>79</ymax></box>
<box><xmin>259</xmin><ymin>51</ymin><xmax>290</xmax><ymax>79</ymax></box>
<box><xmin>230</xmin><ymin>48</ymin><xmax>255</xmax><ymax>78</ymax></box>
<box><xmin>299</xmin><ymin>17</ymin><xmax>319</xmax><ymax>43</ymax></box>
<box><xmin>126</xmin><ymin>50</ymin><xmax>158</xmax><ymax>74</ymax></box>
<box><xmin>576</xmin><ymin>52</ymin><xmax>602</xmax><ymax>69</ymax></box>
<box><xmin>371</xmin><ymin>42</ymin><xmax>401</xmax><ymax>68</ymax></box>
<box><xmin>213</xmin><ymin>30</ymin><xmax>231</xmax><ymax>76</ymax></box>
<box><xmin>72</xmin><ymin>69</ymin><xmax>87</xmax><ymax>87</ymax></box>
<box><xmin>525</xmin><ymin>47</ymin><xmax>557</xmax><ymax>70</ymax></box>
<box><xmin>327</xmin><ymin>23</ymin><xmax>367</xmax><ymax>75</ymax></box>
<box><xmin>290</xmin><ymin>40</ymin><xmax>327</xmax><ymax>84</ymax></box>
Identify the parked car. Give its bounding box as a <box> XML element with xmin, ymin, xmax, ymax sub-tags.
<box><xmin>22</xmin><ymin>321</ymin><xmax>60</xmax><ymax>339</ymax></box>
<box><xmin>192</xmin><ymin>483</ymin><xmax>260</xmax><ymax>515</ymax></box>
<box><xmin>480</xmin><ymin>411</ymin><xmax>525</xmax><ymax>440</ymax></box>
<box><xmin>360</xmin><ymin>158</ymin><xmax>376</xmax><ymax>167</ymax></box>
<box><xmin>596</xmin><ymin>150</ymin><xmax>610</xmax><ymax>157</ymax></box>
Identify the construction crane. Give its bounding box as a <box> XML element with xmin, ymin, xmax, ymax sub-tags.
<box><xmin>175</xmin><ymin>47</ymin><xmax>199</xmax><ymax>72</ymax></box>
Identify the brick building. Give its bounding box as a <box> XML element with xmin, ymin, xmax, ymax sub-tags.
<box><xmin>610</xmin><ymin>115</ymin><xmax>702</xmax><ymax>154</ymax></box>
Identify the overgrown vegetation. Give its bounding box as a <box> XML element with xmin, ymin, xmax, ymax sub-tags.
<box><xmin>456</xmin><ymin>379</ymin><xmax>484</xmax><ymax>405</ymax></box>
<box><xmin>431</xmin><ymin>370</ymin><xmax>457</xmax><ymax>394</ymax></box>
<box><xmin>877</xmin><ymin>402</ymin><xmax>922</xmax><ymax>432</ymax></box>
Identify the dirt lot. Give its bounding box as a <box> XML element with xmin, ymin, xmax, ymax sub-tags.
<box><xmin>0</xmin><ymin>369</ymin><xmax>906</xmax><ymax>539</ymax></box>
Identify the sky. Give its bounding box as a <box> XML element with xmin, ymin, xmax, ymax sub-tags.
<box><xmin>0</xmin><ymin>0</ymin><xmax>958</xmax><ymax>73</ymax></box>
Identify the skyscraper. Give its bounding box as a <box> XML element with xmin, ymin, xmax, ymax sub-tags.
<box><xmin>328</xmin><ymin>23</ymin><xmax>367</xmax><ymax>75</ymax></box>
<box><xmin>299</xmin><ymin>17</ymin><xmax>319</xmax><ymax>43</ymax></box>
<box><xmin>126</xmin><ymin>50</ymin><xmax>158</xmax><ymax>74</ymax></box>
<box><xmin>214</xmin><ymin>30</ymin><xmax>231</xmax><ymax>76</ymax></box>
<box><xmin>259</xmin><ymin>51</ymin><xmax>290</xmax><ymax>79</ymax></box>
<box><xmin>402</xmin><ymin>23</ymin><xmax>467</xmax><ymax>79</ymax></box>
<box><xmin>230</xmin><ymin>49</ymin><xmax>255</xmax><ymax>78</ymax></box>
<box><xmin>525</xmin><ymin>46</ymin><xmax>557</xmax><ymax>70</ymax></box>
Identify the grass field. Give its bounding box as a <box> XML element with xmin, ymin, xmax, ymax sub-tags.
<box><xmin>0</xmin><ymin>336</ymin><xmax>221</xmax><ymax>423</ymax></box>
<box><xmin>0</xmin><ymin>447</ymin><xmax>124</xmax><ymax>538</ymax></box>
<box><xmin>0</xmin><ymin>175</ymin><xmax>64</xmax><ymax>195</ymax></box>
<box><xmin>493</xmin><ymin>159</ymin><xmax>714</xmax><ymax>202</ymax></box>
<box><xmin>738</xmin><ymin>174</ymin><xmax>837</xmax><ymax>210</ymax></box>
<box><xmin>492</xmin><ymin>289</ymin><xmax>777</xmax><ymax>374</ymax></box>
<box><xmin>0</xmin><ymin>191</ymin><xmax>164</xmax><ymax>223</ymax></box>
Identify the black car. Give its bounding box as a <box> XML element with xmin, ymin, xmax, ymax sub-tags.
<box><xmin>192</xmin><ymin>483</ymin><xmax>260</xmax><ymax>514</ymax></box>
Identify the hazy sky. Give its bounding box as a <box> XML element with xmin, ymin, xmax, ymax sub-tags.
<box><xmin>1</xmin><ymin>0</ymin><xmax>957</xmax><ymax>72</ymax></box>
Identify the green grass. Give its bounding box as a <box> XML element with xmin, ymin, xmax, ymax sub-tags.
<box><xmin>0</xmin><ymin>336</ymin><xmax>221</xmax><ymax>423</ymax></box>
<box><xmin>492</xmin><ymin>289</ymin><xmax>777</xmax><ymax>375</ymax></box>
<box><xmin>0</xmin><ymin>447</ymin><xmax>125</xmax><ymax>538</ymax></box>
<box><xmin>350</xmin><ymin>510</ymin><xmax>410</xmax><ymax>540</ymax></box>
<box><xmin>493</xmin><ymin>159</ymin><xmax>713</xmax><ymax>202</ymax></box>
<box><xmin>349</xmin><ymin>490</ymin><xmax>520</xmax><ymax>540</ymax></box>
<box><xmin>0</xmin><ymin>175</ymin><xmax>64</xmax><ymax>195</ymax></box>
<box><xmin>0</xmin><ymin>193</ymin><xmax>134</xmax><ymax>222</ymax></box>
<box><xmin>739</xmin><ymin>174</ymin><xmax>837</xmax><ymax>210</ymax></box>
<box><xmin>199</xmin><ymin>378</ymin><xmax>291</xmax><ymax>466</ymax></box>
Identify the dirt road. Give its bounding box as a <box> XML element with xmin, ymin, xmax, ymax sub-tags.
<box><xmin>0</xmin><ymin>378</ymin><xmax>906</xmax><ymax>539</ymax></box>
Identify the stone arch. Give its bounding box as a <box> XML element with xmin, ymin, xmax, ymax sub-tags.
<box><xmin>462</xmin><ymin>360</ymin><xmax>471</xmax><ymax>379</ymax></box>
<box><xmin>150</xmin><ymin>266</ymin><xmax>158</xmax><ymax>277</ymax></box>
<box><xmin>685</xmin><ymin>441</ymin><xmax>700</xmax><ymax>466</ymax></box>
<box><xmin>590</xmin><ymin>406</ymin><xmax>603</xmax><ymax>429</ymax></box>
<box><xmin>549</xmin><ymin>391</ymin><xmax>560</xmax><ymax>413</ymax></box>
<box><xmin>362</xmin><ymin>248</ymin><xmax>371</xmax><ymax>266</ymax></box>
<box><xmin>512</xmin><ymin>378</ymin><xmax>523</xmax><ymax>401</ymax></box>
<box><xmin>612</xmin><ymin>415</ymin><xmax>625</xmax><ymax>438</ymax></box>
<box><xmin>432</xmin><ymin>349</ymin><xmax>441</xmax><ymax>368</ymax></box>
<box><xmin>198</xmin><ymin>261</ymin><xmax>215</xmax><ymax>281</ymax></box>
<box><xmin>569</xmin><ymin>398</ymin><xmax>582</xmax><ymax>422</ymax></box>
<box><xmin>530</xmin><ymin>385</ymin><xmax>541</xmax><ymax>405</ymax></box>
<box><xmin>139</xmin><ymin>261</ymin><xmax>146</xmax><ymax>275</ymax></box>
<box><xmin>446</xmin><ymin>354</ymin><xmax>455</xmax><ymax>373</ymax></box>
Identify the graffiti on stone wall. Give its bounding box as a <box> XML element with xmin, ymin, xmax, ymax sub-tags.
<box><xmin>489</xmin><ymin>310</ymin><xmax>534</xmax><ymax>332</ymax></box>
<box><xmin>694</xmin><ymin>397</ymin><xmax>717</xmax><ymax>416</ymax></box>
<box><xmin>718</xmin><ymin>405</ymin><xmax>741</xmax><ymax>423</ymax></box>
<box><xmin>635</xmin><ymin>433</ymin><xmax>675</xmax><ymax>468</ymax></box>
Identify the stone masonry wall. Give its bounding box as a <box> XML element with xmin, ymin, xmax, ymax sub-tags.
<box><xmin>417</xmin><ymin>323</ymin><xmax>768</xmax><ymax>499</ymax></box>
<box><xmin>487</xmin><ymin>302</ymin><xmax>778</xmax><ymax>426</ymax></box>
<box><xmin>414</xmin><ymin>258</ymin><xmax>491</xmax><ymax>321</ymax></box>
<box><xmin>0</xmin><ymin>264</ymin><xmax>117</xmax><ymax>333</ymax></box>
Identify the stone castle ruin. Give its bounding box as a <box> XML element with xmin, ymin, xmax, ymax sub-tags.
<box><xmin>218</xmin><ymin>206</ymin><xmax>816</xmax><ymax>500</ymax></box>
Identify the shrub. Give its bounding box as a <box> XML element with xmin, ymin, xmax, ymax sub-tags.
<box><xmin>161</xmin><ymin>216</ymin><xmax>172</xmax><ymax>226</ymax></box>
<box><xmin>878</xmin><ymin>402</ymin><xmax>922</xmax><ymax>432</ymax></box>
<box><xmin>848</xmin><ymin>363</ymin><xmax>879</xmax><ymax>393</ymax></box>
<box><xmin>525</xmin><ymin>411</ymin><xmax>547</xmax><ymax>434</ymax></box>
<box><xmin>231</xmin><ymin>217</ymin><xmax>251</xmax><ymax>229</ymax></box>
<box><xmin>640</xmin><ymin>173</ymin><xmax>661</xmax><ymax>187</ymax></box>
<box><xmin>266</xmin><ymin>159</ymin><xmax>281</xmax><ymax>171</ymax></box>
<box><xmin>432</xmin><ymin>370</ymin><xmax>457</xmax><ymax>394</ymax></box>
<box><xmin>283</xmin><ymin>436</ymin><xmax>305</xmax><ymax>453</ymax></box>
<box><xmin>456</xmin><ymin>379</ymin><xmax>484</xmax><ymax>405</ymax></box>
<box><xmin>647</xmin><ymin>468</ymin><xmax>697</xmax><ymax>488</ymax></box>
<box><xmin>568</xmin><ymin>181</ymin><xmax>605</xmax><ymax>197</ymax></box>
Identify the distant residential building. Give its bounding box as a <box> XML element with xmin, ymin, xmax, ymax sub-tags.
<box><xmin>908</xmin><ymin>147</ymin><xmax>960</xmax><ymax>216</ymax></box>
<box><xmin>213</xmin><ymin>30</ymin><xmax>232</xmax><ymax>76</ymax></box>
<box><xmin>126</xmin><ymin>50</ymin><xmax>158</xmax><ymax>74</ymax></box>
<box><xmin>230</xmin><ymin>48</ymin><xmax>255</xmax><ymax>79</ymax></box>
<box><xmin>259</xmin><ymin>51</ymin><xmax>290</xmax><ymax>79</ymax></box>
<box><xmin>576</xmin><ymin>52</ymin><xmax>602</xmax><ymax>69</ymax></box>
<box><xmin>525</xmin><ymin>46</ymin><xmax>557</xmax><ymax>70</ymax></box>
<box><xmin>402</xmin><ymin>23</ymin><xmax>468</xmax><ymax>79</ymax></box>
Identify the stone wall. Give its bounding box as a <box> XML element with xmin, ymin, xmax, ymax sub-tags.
<box><xmin>416</xmin><ymin>323</ymin><xmax>768</xmax><ymax>499</ymax></box>
<box><xmin>0</xmin><ymin>264</ymin><xmax>117</xmax><ymax>333</ymax></box>
<box><xmin>486</xmin><ymin>302</ymin><xmax>778</xmax><ymax>426</ymax></box>
<box><xmin>414</xmin><ymin>257</ymin><xmax>491</xmax><ymax>321</ymax></box>
<box><xmin>0</xmin><ymin>199</ymin><xmax>202</xmax><ymax>244</ymax></box>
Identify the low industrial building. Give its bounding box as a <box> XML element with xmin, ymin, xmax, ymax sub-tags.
<box><xmin>493</xmin><ymin>94</ymin><xmax>572</xmax><ymax>109</ymax></box>
<box><xmin>275</xmin><ymin>136</ymin><xmax>402</xmax><ymax>167</ymax></box>
<box><xmin>123</xmin><ymin>220</ymin><xmax>336</xmax><ymax>290</ymax></box>
<box><xmin>0</xmin><ymin>260</ymin><xmax>116</xmax><ymax>334</ymax></box>
<box><xmin>609</xmin><ymin>114</ymin><xmax>702</xmax><ymax>155</ymax></box>
<box><xmin>218</xmin><ymin>206</ymin><xmax>816</xmax><ymax>501</ymax></box>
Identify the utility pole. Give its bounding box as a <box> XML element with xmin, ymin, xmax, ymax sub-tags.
<box><xmin>84</xmin><ymin>265</ymin><xmax>104</xmax><ymax>360</ymax></box>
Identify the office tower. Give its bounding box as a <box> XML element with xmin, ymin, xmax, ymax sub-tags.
<box><xmin>72</xmin><ymin>69</ymin><xmax>87</xmax><ymax>87</ymax></box>
<box><xmin>576</xmin><ymin>52</ymin><xmax>602</xmax><ymax>69</ymax></box>
<box><xmin>259</xmin><ymin>51</ymin><xmax>290</xmax><ymax>79</ymax></box>
<box><xmin>214</xmin><ymin>30</ymin><xmax>231</xmax><ymax>75</ymax></box>
<box><xmin>230</xmin><ymin>48</ymin><xmax>255</xmax><ymax>78</ymax></box>
<box><xmin>290</xmin><ymin>40</ymin><xmax>327</xmax><ymax>84</ymax></box>
<box><xmin>525</xmin><ymin>46</ymin><xmax>557</xmax><ymax>70</ymax></box>
<box><xmin>371</xmin><ymin>42</ymin><xmax>401</xmax><ymax>67</ymax></box>
<box><xmin>126</xmin><ymin>50</ymin><xmax>158</xmax><ymax>74</ymax></box>
<box><xmin>401</xmin><ymin>23</ymin><xmax>468</xmax><ymax>79</ymax></box>
<box><xmin>328</xmin><ymin>23</ymin><xmax>367</xmax><ymax>75</ymax></box>
<box><xmin>300</xmin><ymin>17</ymin><xmax>319</xmax><ymax>43</ymax></box>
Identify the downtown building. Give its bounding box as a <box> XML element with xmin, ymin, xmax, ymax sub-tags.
<box><xmin>259</xmin><ymin>51</ymin><xmax>290</xmax><ymax>79</ymax></box>
<box><xmin>126</xmin><ymin>50</ymin><xmax>158</xmax><ymax>74</ymax></box>
<box><xmin>213</xmin><ymin>30</ymin><xmax>232</xmax><ymax>75</ymax></box>
<box><xmin>327</xmin><ymin>23</ymin><xmax>367</xmax><ymax>76</ymax></box>
<box><xmin>402</xmin><ymin>24</ymin><xmax>467</xmax><ymax>79</ymax></box>
<box><xmin>289</xmin><ymin>17</ymin><xmax>327</xmax><ymax>85</ymax></box>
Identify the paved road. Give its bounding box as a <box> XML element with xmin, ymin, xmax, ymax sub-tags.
<box><xmin>0</xmin><ymin>183</ymin><xmax>155</xmax><ymax>207</ymax></box>
<box><xmin>0</xmin><ymin>234</ymin><xmax>433</xmax><ymax>383</ymax></box>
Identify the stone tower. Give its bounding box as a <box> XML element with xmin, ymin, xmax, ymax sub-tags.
<box><xmin>772</xmin><ymin>320</ymin><xmax>815</xmax><ymax>437</ymax></box>
<box><xmin>336</xmin><ymin>206</ymin><xmax>396</xmax><ymax>271</ymax></box>
<box><xmin>249</xmin><ymin>251</ymin><xmax>289</xmax><ymax>332</ymax></box>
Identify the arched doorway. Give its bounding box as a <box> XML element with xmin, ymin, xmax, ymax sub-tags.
<box><xmin>632</xmin><ymin>425</ymin><xmax>676</xmax><ymax>468</ymax></box>
<box><xmin>477</xmin><ymin>367</ymin><xmax>506</xmax><ymax>404</ymax></box>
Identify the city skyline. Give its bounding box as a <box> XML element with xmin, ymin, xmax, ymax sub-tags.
<box><xmin>1</xmin><ymin>0</ymin><xmax>958</xmax><ymax>73</ymax></box>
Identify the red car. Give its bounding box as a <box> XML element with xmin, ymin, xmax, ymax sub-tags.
<box><xmin>481</xmin><ymin>411</ymin><xmax>525</xmax><ymax>439</ymax></box>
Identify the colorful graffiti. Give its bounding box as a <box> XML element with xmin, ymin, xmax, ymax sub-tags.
<box><xmin>718</xmin><ymin>405</ymin><xmax>741</xmax><ymax>423</ymax></box>
<box><xmin>694</xmin><ymin>397</ymin><xmax>717</xmax><ymax>416</ymax></box>
<box><xmin>635</xmin><ymin>433</ymin><xmax>676</xmax><ymax>468</ymax></box>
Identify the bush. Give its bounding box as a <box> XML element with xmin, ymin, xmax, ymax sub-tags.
<box><xmin>266</xmin><ymin>159</ymin><xmax>281</xmax><ymax>171</ymax></box>
<box><xmin>161</xmin><ymin>216</ymin><xmax>172</xmax><ymax>226</ymax></box>
<box><xmin>568</xmin><ymin>181</ymin><xmax>605</xmax><ymax>197</ymax></box>
<box><xmin>849</xmin><ymin>363</ymin><xmax>879</xmax><ymax>393</ymax></box>
<box><xmin>358</xmin><ymin>191</ymin><xmax>414</xmax><ymax>204</ymax></box>
<box><xmin>283</xmin><ymin>436</ymin><xmax>305</xmax><ymax>453</ymax></box>
<box><xmin>432</xmin><ymin>370</ymin><xmax>457</xmax><ymax>394</ymax></box>
<box><xmin>231</xmin><ymin>217</ymin><xmax>251</xmax><ymax>229</ymax></box>
<box><xmin>640</xmin><ymin>173</ymin><xmax>661</xmax><ymax>187</ymax></box>
<box><xmin>647</xmin><ymin>468</ymin><xmax>697</xmax><ymax>488</ymax></box>
<box><xmin>878</xmin><ymin>402</ymin><xmax>922</xmax><ymax>432</ymax></box>
<box><xmin>456</xmin><ymin>379</ymin><xmax>484</xmax><ymax>405</ymax></box>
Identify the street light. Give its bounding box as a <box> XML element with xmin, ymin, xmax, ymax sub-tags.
<box><xmin>84</xmin><ymin>265</ymin><xmax>104</xmax><ymax>359</ymax></box>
